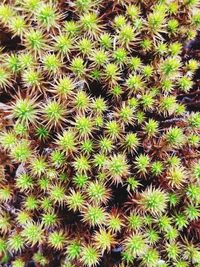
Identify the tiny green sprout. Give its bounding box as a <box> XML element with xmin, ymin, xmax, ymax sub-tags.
<box><xmin>128</xmin><ymin>56</ymin><xmax>142</xmax><ymax>71</ymax></box>
<box><xmin>64</xmin><ymin>20</ymin><xmax>80</xmax><ymax>36</ymax></box>
<box><xmin>174</xmin><ymin>261</ymin><xmax>188</xmax><ymax>267</ymax></box>
<box><xmin>134</xmin><ymin>154</ymin><xmax>150</xmax><ymax>175</ymax></box>
<box><xmin>126</xmin><ymin>74</ymin><xmax>144</xmax><ymax>93</ymax></box>
<box><xmin>146</xmin><ymin>228</ymin><xmax>160</xmax><ymax>245</ymax></box>
<box><xmin>166</xmin><ymin>242</ymin><xmax>180</xmax><ymax>260</ymax></box>
<box><xmin>41</xmin><ymin>211</ymin><xmax>58</xmax><ymax>228</ymax></box>
<box><xmin>141</xmin><ymin>248</ymin><xmax>160</xmax><ymax>267</ymax></box>
<box><xmin>81</xmin><ymin>139</ymin><xmax>93</xmax><ymax>154</ymax></box>
<box><xmin>185</xmin><ymin>204</ymin><xmax>200</xmax><ymax>221</ymax></box>
<box><xmin>105</xmin><ymin>120</ymin><xmax>121</xmax><ymax>140</ymax></box>
<box><xmin>87</xmin><ymin>181</ymin><xmax>110</xmax><ymax>205</ymax></box>
<box><xmin>186</xmin><ymin>183</ymin><xmax>200</xmax><ymax>204</ymax></box>
<box><xmin>66</xmin><ymin>239</ymin><xmax>81</xmax><ymax>261</ymax></box>
<box><xmin>9</xmin><ymin>16</ymin><xmax>26</xmax><ymax>37</ymax></box>
<box><xmin>12</xmin><ymin>258</ymin><xmax>25</xmax><ymax>267</ymax></box>
<box><xmin>118</xmin><ymin>24</ymin><xmax>135</xmax><ymax>47</ymax></box>
<box><xmin>157</xmin><ymin>215</ymin><xmax>172</xmax><ymax>232</ymax></box>
<box><xmin>0</xmin><ymin>213</ymin><xmax>10</xmax><ymax>234</ymax></box>
<box><xmin>77</xmin><ymin>38</ymin><xmax>93</xmax><ymax>56</ymax></box>
<box><xmin>155</xmin><ymin>42</ymin><xmax>168</xmax><ymax>56</ymax></box>
<box><xmin>169</xmin><ymin>42</ymin><xmax>182</xmax><ymax>56</ymax></box>
<box><xmin>73</xmin><ymin>173</ymin><xmax>88</xmax><ymax>188</ymax></box>
<box><xmin>113</xmin><ymin>47</ymin><xmax>127</xmax><ymax>66</ymax></box>
<box><xmin>49</xmin><ymin>184</ymin><xmax>66</xmax><ymax>205</ymax></box>
<box><xmin>166</xmin><ymin>155</ymin><xmax>181</xmax><ymax>167</ymax></box>
<box><xmin>117</xmin><ymin>104</ymin><xmax>134</xmax><ymax>125</ymax></box>
<box><xmin>124</xmin><ymin>233</ymin><xmax>148</xmax><ymax>258</ymax></box>
<box><xmin>56</xmin><ymin>130</ymin><xmax>77</xmax><ymax>154</ymax></box>
<box><xmin>161</xmin><ymin>79</ymin><xmax>174</xmax><ymax>93</ymax></box>
<box><xmin>18</xmin><ymin>53</ymin><xmax>34</xmax><ymax>70</ymax></box>
<box><xmin>143</xmin><ymin>65</ymin><xmax>153</xmax><ymax>78</ymax></box>
<box><xmin>140</xmin><ymin>91</ymin><xmax>155</xmax><ymax>111</ymax></box>
<box><xmin>70</xmin><ymin>57</ymin><xmax>86</xmax><ymax>77</ymax></box>
<box><xmin>188</xmin><ymin>112</ymin><xmax>200</xmax><ymax>128</ymax></box>
<box><xmin>40</xmin><ymin>196</ymin><xmax>53</xmax><ymax>211</ymax></box>
<box><xmin>43</xmin><ymin>54</ymin><xmax>62</xmax><ymax>74</ymax></box>
<box><xmin>166</xmin><ymin>166</ymin><xmax>187</xmax><ymax>188</ymax></box>
<box><xmin>33</xmin><ymin>252</ymin><xmax>49</xmax><ymax>266</ymax></box>
<box><xmin>48</xmin><ymin>230</ymin><xmax>66</xmax><ymax>250</ymax></box>
<box><xmin>22</xmin><ymin>69</ymin><xmax>42</xmax><ymax>89</ymax></box>
<box><xmin>4</xmin><ymin>54</ymin><xmax>20</xmax><ymax>73</ymax></box>
<box><xmin>74</xmin><ymin>90</ymin><xmax>90</xmax><ymax>112</ymax></box>
<box><xmin>91</xmin><ymin>49</ymin><xmax>108</xmax><ymax>66</ymax></box>
<box><xmin>126</xmin><ymin>177</ymin><xmax>141</xmax><ymax>192</ymax></box>
<box><xmin>192</xmin><ymin>12</ymin><xmax>200</xmax><ymax>27</ymax></box>
<box><xmin>25</xmin><ymin>29</ymin><xmax>46</xmax><ymax>54</ymax></box>
<box><xmin>36</xmin><ymin>125</ymin><xmax>49</xmax><ymax>140</ymax></box>
<box><xmin>104</xmin><ymin>63</ymin><xmax>120</xmax><ymax>84</ymax></box>
<box><xmin>106</xmin><ymin>154</ymin><xmax>129</xmax><ymax>184</ymax></box>
<box><xmin>98</xmin><ymin>137</ymin><xmax>113</xmax><ymax>154</ymax></box>
<box><xmin>123</xmin><ymin>133</ymin><xmax>139</xmax><ymax>153</ymax></box>
<box><xmin>127</xmin><ymin>213</ymin><xmax>143</xmax><ymax>231</ymax></box>
<box><xmin>164</xmin><ymin>226</ymin><xmax>179</xmax><ymax>241</ymax></box>
<box><xmin>99</xmin><ymin>33</ymin><xmax>112</xmax><ymax>50</ymax></box>
<box><xmin>30</xmin><ymin>156</ymin><xmax>47</xmax><ymax>177</ymax></box>
<box><xmin>0</xmin><ymin>131</ymin><xmax>16</xmax><ymax>149</ymax></box>
<box><xmin>80</xmin><ymin>12</ymin><xmax>101</xmax><ymax>37</ymax></box>
<box><xmin>0</xmin><ymin>4</ymin><xmax>15</xmax><ymax>24</ymax></box>
<box><xmin>165</xmin><ymin>127</ymin><xmax>185</xmax><ymax>147</ymax></box>
<box><xmin>66</xmin><ymin>189</ymin><xmax>85</xmax><ymax>211</ymax></box>
<box><xmin>12</xmin><ymin>96</ymin><xmax>38</xmax><ymax>125</ymax></box>
<box><xmin>107</xmin><ymin>212</ymin><xmax>123</xmax><ymax>233</ymax></box>
<box><xmin>16</xmin><ymin>173</ymin><xmax>34</xmax><ymax>192</ymax></box>
<box><xmin>23</xmin><ymin>195</ymin><xmax>38</xmax><ymax>211</ymax></box>
<box><xmin>94</xmin><ymin>115</ymin><xmax>103</xmax><ymax>127</ymax></box>
<box><xmin>188</xmin><ymin>133</ymin><xmax>200</xmax><ymax>147</ymax></box>
<box><xmin>73</xmin><ymin>155</ymin><xmax>90</xmax><ymax>173</ymax></box>
<box><xmin>140</xmin><ymin>38</ymin><xmax>152</xmax><ymax>52</ymax></box>
<box><xmin>151</xmin><ymin>161</ymin><xmax>163</xmax><ymax>176</ymax></box>
<box><xmin>178</xmin><ymin>76</ymin><xmax>193</xmax><ymax>92</ymax></box>
<box><xmin>159</xmin><ymin>95</ymin><xmax>177</xmax><ymax>116</ymax></box>
<box><xmin>93</xmin><ymin>228</ymin><xmax>116</xmax><ymax>253</ymax></box>
<box><xmin>16</xmin><ymin>211</ymin><xmax>32</xmax><ymax>226</ymax></box>
<box><xmin>0</xmin><ymin>186</ymin><xmax>12</xmax><ymax>202</ymax></box>
<box><xmin>0</xmin><ymin>67</ymin><xmax>11</xmax><ymax>90</ymax></box>
<box><xmin>80</xmin><ymin>245</ymin><xmax>100</xmax><ymax>267</ymax></box>
<box><xmin>114</xmin><ymin>15</ymin><xmax>126</xmax><ymax>29</ymax></box>
<box><xmin>82</xmin><ymin>204</ymin><xmax>107</xmax><ymax>226</ymax></box>
<box><xmin>168</xmin><ymin>192</ymin><xmax>179</xmax><ymax>208</ymax></box>
<box><xmin>22</xmin><ymin>222</ymin><xmax>44</xmax><ymax>246</ymax></box>
<box><xmin>54</xmin><ymin>34</ymin><xmax>73</xmax><ymax>57</ymax></box>
<box><xmin>92</xmin><ymin>97</ymin><xmax>107</xmax><ymax>114</ymax></box>
<box><xmin>93</xmin><ymin>153</ymin><xmax>107</xmax><ymax>169</ymax></box>
<box><xmin>174</xmin><ymin>213</ymin><xmax>188</xmax><ymax>230</ymax></box>
<box><xmin>36</xmin><ymin>3</ymin><xmax>59</xmax><ymax>30</ymax></box>
<box><xmin>20</xmin><ymin>0</ymin><xmax>41</xmax><ymax>12</ymax></box>
<box><xmin>7</xmin><ymin>233</ymin><xmax>25</xmax><ymax>253</ymax></box>
<box><xmin>14</xmin><ymin>121</ymin><xmax>28</xmax><ymax>136</ymax></box>
<box><xmin>186</xmin><ymin>59</ymin><xmax>199</xmax><ymax>72</ymax></box>
<box><xmin>110</xmin><ymin>84</ymin><xmax>123</xmax><ymax>98</ymax></box>
<box><xmin>193</xmin><ymin>161</ymin><xmax>200</xmax><ymax>180</ymax></box>
<box><xmin>126</xmin><ymin>4</ymin><xmax>140</xmax><ymax>21</ymax></box>
<box><xmin>167</xmin><ymin>19</ymin><xmax>179</xmax><ymax>34</ymax></box>
<box><xmin>10</xmin><ymin>140</ymin><xmax>31</xmax><ymax>162</ymax></box>
<box><xmin>75</xmin><ymin>115</ymin><xmax>94</xmax><ymax>137</ymax></box>
<box><xmin>42</xmin><ymin>99</ymin><xmax>66</xmax><ymax>128</ymax></box>
<box><xmin>143</xmin><ymin>119</ymin><xmax>159</xmax><ymax>137</ymax></box>
<box><xmin>138</xmin><ymin>187</ymin><xmax>168</xmax><ymax>215</ymax></box>
<box><xmin>50</xmin><ymin>150</ymin><xmax>65</xmax><ymax>167</ymax></box>
<box><xmin>147</xmin><ymin>10</ymin><xmax>165</xmax><ymax>35</ymax></box>
<box><xmin>160</xmin><ymin>57</ymin><xmax>181</xmax><ymax>77</ymax></box>
<box><xmin>53</xmin><ymin>77</ymin><xmax>75</xmax><ymax>98</ymax></box>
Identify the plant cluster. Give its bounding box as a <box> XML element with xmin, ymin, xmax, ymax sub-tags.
<box><xmin>0</xmin><ymin>0</ymin><xmax>200</xmax><ymax>266</ymax></box>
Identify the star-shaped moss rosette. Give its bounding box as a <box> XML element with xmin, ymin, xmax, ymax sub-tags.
<box><xmin>0</xmin><ymin>0</ymin><xmax>200</xmax><ymax>267</ymax></box>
